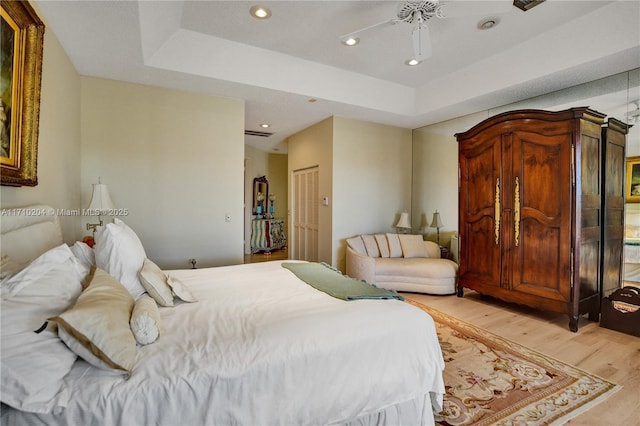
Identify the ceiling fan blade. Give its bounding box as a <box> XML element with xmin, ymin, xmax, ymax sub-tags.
<box><xmin>339</xmin><ymin>18</ymin><xmax>401</xmax><ymax>42</ymax></box>
<box><xmin>412</xmin><ymin>24</ymin><xmax>432</xmax><ymax>61</ymax></box>
<box><xmin>438</xmin><ymin>0</ymin><xmax>513</xmax><ymax>18</ymax></box>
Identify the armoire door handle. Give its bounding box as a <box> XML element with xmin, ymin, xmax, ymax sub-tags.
<box><xmin>495</xmin><ymin>178</ymin><xmax>500</xmax><ymax>245</ymax></box>
<box><xmin>514</xmin><ymin>176</ymin><xmax>520</xmax><ymax>247</ymax></box>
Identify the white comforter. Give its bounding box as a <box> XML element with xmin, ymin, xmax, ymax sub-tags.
<box><xmin>3</xmin><ymin>261</ymin><xmax>445</xmax><ymax>425</ymax></box>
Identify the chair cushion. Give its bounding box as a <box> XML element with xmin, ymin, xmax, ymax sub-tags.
<box><xmin>375</xmin><ymin>257</ymin><xmax>457</xmax><ymax>279</ymax></box>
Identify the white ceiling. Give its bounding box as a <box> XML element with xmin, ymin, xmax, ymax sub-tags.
<box><xmin>34</xmin><ymin>1</ymin><xmax>640</xmax><ymax>152</ymax></box>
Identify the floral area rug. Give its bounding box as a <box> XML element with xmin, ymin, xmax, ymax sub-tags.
<box><xmin>405</xmin><ymin>299</ymin><xmax>621</xmax><ymax>426</ymax></box>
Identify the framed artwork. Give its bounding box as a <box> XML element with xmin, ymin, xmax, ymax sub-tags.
<box><xmin>1</xmin><ymin>0</ymin><xmax>44</xmax><ymax>186</ymax></box>
<box><xmin>626</xmin><ymin>156</ymin><xmax>640</xmax><ymax>203</ymax></box>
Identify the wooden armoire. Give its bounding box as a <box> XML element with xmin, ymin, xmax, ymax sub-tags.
<box><xmin>456</xmin><ymin>108</ymin><xmax>627</xmax><ymax>332</ymax></box>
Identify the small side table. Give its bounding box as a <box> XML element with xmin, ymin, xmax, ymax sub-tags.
<box><xmin>439</xmin><ymin>246</ymin><xmax>450</xmax><ymax>260</ymax></box>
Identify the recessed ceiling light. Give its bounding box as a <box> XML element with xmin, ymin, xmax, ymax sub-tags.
<box><xmin>341</xmin><ymin>37</ymin><xmax>360</xmax><ymax>46</ymax></box>
<box><xmin>260</xmin><ymin>123</ymin><xmax>270</xmax><ymax>128</ymax></box>
<box><xmin>478</xmin><ymin>17</ymin><xmax>499</xmax><ymax>30</ymax></box>
<box><xmin>308</xmin><ymin>98</ymin><xmax>317</xmax><ymax>103</ymax></box>
<box><xmin>250</xmin><ymin>5</ymin><xmax>271</xmax><ymax>19</ymax></box>
<box><xmin>405</xmin><ymin>59</ymin><xmax>422</xmax><ymax>66</ymax></box>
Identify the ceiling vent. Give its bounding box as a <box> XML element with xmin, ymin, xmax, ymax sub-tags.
<box><xmin>513</xmin><ymin>0</ymin><xmax>545</xmax><ymax>11</ymax></box>
<box><xmin>244</xmin><ymin>130</ymin><xmax>274</xmax><ymax>137</ymax></box>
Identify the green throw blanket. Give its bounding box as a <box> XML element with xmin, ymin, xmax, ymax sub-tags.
<box><xmin>282</xmin><ymin>262</ymin><xmax>404</xmax><ymax>301</ymax></box>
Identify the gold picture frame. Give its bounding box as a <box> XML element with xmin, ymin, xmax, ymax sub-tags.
<box><xmin>1</xmin><ymin>0</ymin><xmax>44</xmax><ymax>186</ymax></box>
<box><xmin>626</xmin><ymin>156</ymin><xmax>640</xmax><ymax>203</ymax></box>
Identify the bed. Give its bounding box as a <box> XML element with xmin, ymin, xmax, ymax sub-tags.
<box><xmin>0</xmin><ymin>206</ymin><xmax>445</xmax><ymax>425</ymax></box>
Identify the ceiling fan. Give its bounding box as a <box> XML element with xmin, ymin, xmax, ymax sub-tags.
<box><xmin>339</xmin><ymin>0</ymin><xmax>516</xmax><ymax>62</ymax></box>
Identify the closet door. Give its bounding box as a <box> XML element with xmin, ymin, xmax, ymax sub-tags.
<box><xmin>509</xmin><ymin>130</ymin><xmax>573</xmax><ymax>306</ymax></box>
<box><xmin>458</xmin><ymin>132</ymin><xmax>502</xmax><ymax>293</ymax></box>
<box><xmin>292</xmin><ymin>167</ymin><xmax>319</xmax><ymax>262</ymax></box>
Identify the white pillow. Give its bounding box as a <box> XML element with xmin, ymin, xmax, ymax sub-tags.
<box><xmin>0</xmin><ymin>253</ymin><xmax>26</xmax><ymax>280</ymax></box>
<box><xmin>94</xmin><ymin>218</ymin><xmax>147</xmax><ymax>300</ymax></box>
<box><xmin>51</xmin><ymin>267</ymin><xmax>137</xmax><ymax>372</ymax></box>
<box><xmin>166</xmin><ymin>275</ymin><xmax>198</xmax><ymax>303</ymax></box>
<box><xmin>130</xmin><ymin>295</ymin><xmax>160</xmax><ymax>345</ymax></box>
<box><xmin>1</xmin><ymin>244</ymin><xmax>84</xmax><ymax>413</ymax></box>
<box><xmin>138</xmin><ymin>259</ymin><xmax>174</xmax><ymax>307</ymax></box>
<box><xmin>69</xmin><ymin>241</ymin><xmax>95</xmax><ymax>270</ymax></box>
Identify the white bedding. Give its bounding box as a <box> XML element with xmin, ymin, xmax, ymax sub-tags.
<box><xmin>2</xmin><ymin>260</ymin><xmax>445</xmax><ymax>425</ymax></box>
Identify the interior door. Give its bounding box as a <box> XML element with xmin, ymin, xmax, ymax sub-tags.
<box><xmin>292</xmin><ymin>166</ymin><xmax>319</xmax><ymax>261</ymax></box>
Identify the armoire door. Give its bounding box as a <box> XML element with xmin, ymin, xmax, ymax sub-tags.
<box><xmin>509</xmin><ymin>130</ymin><xmax>573</xmax><ymax>306</ymax></box>
<box><xmin>458</xmin><ymin>132</ymin><xmax>502</xmax><ymax>292</ymax></box>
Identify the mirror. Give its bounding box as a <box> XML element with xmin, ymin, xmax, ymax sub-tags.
<box><xmin>253</xmin><ymin>176</ymin><xmax>268</xmax><ymax>216</ymax></box>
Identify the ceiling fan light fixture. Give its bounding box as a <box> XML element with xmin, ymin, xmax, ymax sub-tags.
<box><xmin>341</xmin><ymin>37</ymin><xmax>360</xmax><ymax>46</ymax></box>
<box><xmin>478</xmin><ymin>17</ymin><xmax>499</xmax><ymax>30</ymax></box>
<box><xmin>250</xmin><ymin>5</ymin><xmax>271</xmax><ymax>20</ymax></box>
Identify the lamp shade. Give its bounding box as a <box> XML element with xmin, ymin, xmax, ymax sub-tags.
<box><xmin>430</xmin><ymin>210</ymin><xmax>443</xmax><ymax>228</ymax></box>
<box><xmin>87</xmin><ymin>184</ymin><xmax>115</xmax><ymax>214</ymax></box>
<box><xmin>395</xmin><ymin>212</ymin><xmax>411</xmax><ymax>229</ymax></box>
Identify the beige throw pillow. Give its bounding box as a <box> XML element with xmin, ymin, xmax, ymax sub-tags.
<box><xmin>166</xmin><ymin>275</ymin><xmax>198</xmax><ymax>303</ymax></box>
<box><xmin>385</xmin><ymin>233</ymin><xmax>403</xmax><ymax>258</ymax></box>
<box><xmin>138</xmin><ymin>258</ymin><xmax>174</xmax><ymax>307</ymax></box>
<box><xmin>374</xmin><ymin>234</ymin><xmax>390</xmax><ymax>258</ymax></box>
<box><xmin>130</xmin><ymin>295</ymin><xmax>160</xmax><ymax>345</ymax></box>
<box><xmin>361</xmin><ymin>235</ymin><xmax>380</xmax><ymax>257</ymax></box>
<box><xmin>399</xmin><ymin>234</ymin><xmax>430</xmax><ymax>258</ymax></box>
<box><xmin>50</xmin><ymin>267</ymin><xmax>137</xmax><ymax>372</ymax></box>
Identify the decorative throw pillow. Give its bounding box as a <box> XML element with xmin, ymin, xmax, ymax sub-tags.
<box><xmin>138</xmin><ymin>258</ymin><xmax>174</xmax><ymax>307</ymax></box>
<box><xmin>94</xmin><ymin>218</ymin><xmax>147</xmax><ymax>300</ymax></box>
<box><xmin>130</xmin><ymin>295</ymin><xmax>160</xmax><ymax>345</ymax></box>
<box><xmin>166</xmin><ymin>275</ymin><xmax>198</xmax><ymax>303</ymax></box>
<box><xmin>399</xmin><ymin>234</ymin><xmax>430</xmax><ymax>258</ymax></box>
<box><xmin>346</xmin><ymin>236</ymin><xmax>366</xmax><ymax>255</ymax></box>
<box><xmin>385</xmin><ymin>233</ymin><xmax>403</xmax><ymax>258</ymax></box>
<box><xmin>51</xmin><ymin>267</ymin><xmax>137</xmax><ymax>372</ymax></box>
<box><xmin>361</xmin><ymin>235</ymin><xmax>380</xmax><ymax>257</ymax></box>
<box><xmin>374</xmin><ymin>234</ymin><xmax>390</xmax><ymax>258</ymax></box>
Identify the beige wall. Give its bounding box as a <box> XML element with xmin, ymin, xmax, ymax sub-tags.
<box><xmin>332</xmin><ymin>116</ymin><xmax>412</xmax><ymax>271</ymax></box>
<box><xmin>80</xmin><ymin>77</ymin><xmax>245</xmax><ymax>269</ymax></box>
<box><xmin>288</xmin><ymin>116</ymin><xmax>412</xmax><ymax>271</ymax></box>
<box><xmin>0</xmin><ymin>29</ymin><xmax>82</xmax><ymax>244</ymax></box>
<box><xmin>287</xmin><ymin>117</ymin><xmax>334</xmax><ymax>264</ymax></box>
<box><xmin>268</xmin><ymin>153</ymin><xmax>288</xmax><ymax>237</ymax></box>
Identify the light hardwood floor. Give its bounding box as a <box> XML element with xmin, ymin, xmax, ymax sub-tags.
<box><xmin>404</xmin><ymin>291</ymin><xmax>640</xmax><ymax>426</ymax></box>
<box><xmin>244</xmin><ymin>248</ymin><xmax>288</xmax><ymax>264</ymax></box>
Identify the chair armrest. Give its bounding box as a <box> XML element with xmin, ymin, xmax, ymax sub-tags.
<box><xmin>346</xmin><ymin>246</ymin><xmax>376</xmax><ymax>283</ymax></box>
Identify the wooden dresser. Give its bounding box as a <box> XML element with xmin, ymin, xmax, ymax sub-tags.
<box><xmin>456</xmin><ymin>108</ymin><xmax>626</xmax><ymax>331</ymax></box>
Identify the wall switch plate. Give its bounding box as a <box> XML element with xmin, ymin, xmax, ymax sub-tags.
<box><xmin>322</xmin><ymin>196</ymin><xmax>329</xmax><ymax>206</ymax></box>
<box><xmin>225</xmin><ymin>213</ymin><xmax>231</xmax><ymax>222</ymax></box>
